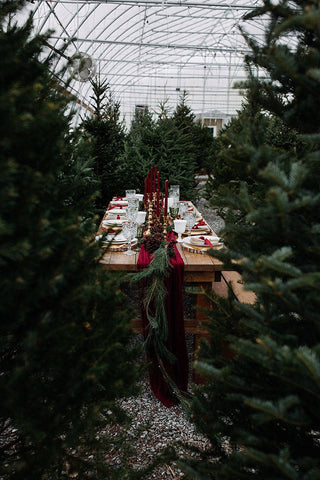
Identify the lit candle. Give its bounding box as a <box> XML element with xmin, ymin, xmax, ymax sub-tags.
<box><xmin>164</xmin><ymin>179</ymin><xmax>168</xmax><ymax>217</ymax></box>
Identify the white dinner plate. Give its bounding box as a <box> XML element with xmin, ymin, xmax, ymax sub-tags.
<box><xmin>110</xmin><ymin>200</ymin><xmax>128</xmax><ymax>206</ymax></box>
<box><xmin>107</xmin><ymin>207</ymin><xmax>126</xmax><ymax>215</ymax></box>
<box><xmin>185</xmin><ymin>235</ymin><xmax>222</xmax><ymax>247</ymax></box>
<box><xmin>103</xmin><ymin>235</ymin><xmax>138</xmax><ymax>245</ymax></box>
<box><xmin>104</xmin><ymin>233</ymin><xmax>128</xmax><ymax>244</ymax></box>
<box><xmin>102</xmin><ymin>219</ymin><xmax>124</xmax><ymax>226</ymax></box>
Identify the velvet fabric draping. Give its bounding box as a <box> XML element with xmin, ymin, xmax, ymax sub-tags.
<box><xmin>137</xmin><ymin>234</ymin><xmax>189</xmax><ymax>406</ymax></box>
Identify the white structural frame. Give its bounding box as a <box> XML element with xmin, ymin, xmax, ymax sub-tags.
<box><xmin>22</xmin><ymin>0</ymin><xmax>267</xmax><ymax>126</ymax></box>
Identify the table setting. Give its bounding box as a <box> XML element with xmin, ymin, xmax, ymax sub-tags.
<box><xmin>96</xmin><ymin>189</ymin><xmax>146</xmax><ymax>253</ymax></box>
<box><xmin>96</xmin><ymin>166</ymin><xmax>224</xmax><ymax>406</ymax></box>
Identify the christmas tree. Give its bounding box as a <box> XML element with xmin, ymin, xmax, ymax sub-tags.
<box><xmin>0</xmin><ymin>2</ymin><xmax>140</xmax><ymax>479</ymax></box>
<box><xmin>115</xmin><ymin>96</ymin><xmax>198</xmax><ymax>200</ymax></box>
<box><xmin>114</xmin><ymin>108</ymin><xmax>158</xmax><ymax>194</ymax></box>
<box><xmin>79</xmin><ymin>77</ymin><xmax>126</xmax><ymax>212</ymax></box>
<box><xmin>180</xmin><ymin>1</ymin><xmax>320</xmax><ymax>478</ymax></box>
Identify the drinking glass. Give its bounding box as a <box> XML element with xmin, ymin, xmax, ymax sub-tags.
<box><xmin>184</xmin><ymin>211</ymin><xmax>197</xmax><ymax>234</ymax></box>
<box><xmin>178</xmin><ymin>201</ymin><xmax>189</xmax><ymax>218</ymax></box>
<box><xmin>173</xmin><ymin>219</ymin><xmax>187</xmax><ymax>242</ymax></box>
<box><xmin>127</xmin><ymin>197</ymin><xmax>139</xmax><ymax>210</ymax></box>
<box><xmin>136</xmin><ymin>211</ymin><xmax>146</xmax><ymax>225</ymax></box>
<box><xmin>169</xmin><ymin>185</ymin><xmax>180</xmax><ymax>202</ymax></box>
<box><xmin>126</xmin><ymin>206</ymin><xmax>138</xmax><ymax>221</ymax></box>
<box><xmin>169</xmin><ymin>206</ymin><xmax>179</xmax><ymax>219</ymax></box>
<box><xmin>125</xmin><ymin>189</ymin><xmax>136</xmax><ymax>199</ymax></box>
<box><xmin>122</xmin><ymin>221</ymin><xmax>137</xmax><ymax>255</ymax></box>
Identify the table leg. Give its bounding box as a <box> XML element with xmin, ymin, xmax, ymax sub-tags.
<box><xmin>193</xmin><ymin>282</ymin><xmax>212</xmax><ymax>384</ymax></box>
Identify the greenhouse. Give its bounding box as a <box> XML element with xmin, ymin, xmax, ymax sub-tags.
<box><xmin>1</xmin><ymin>1</ymin><xmax>320</xmax><ymax>479</ymax></box>
<box><xmin>21</xmin><ymin>0</ymin><xmax>267</xmax><ymax>125</ymax></box>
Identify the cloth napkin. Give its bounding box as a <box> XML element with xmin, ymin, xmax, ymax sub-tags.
<box><xmin>192</xmin><ymin>220</ymin><xmax>208</xmax><ymax>229</ymax></box>
<box><xmin>109</xmin><ymin>204</ymin><xmax>123</xmax><ymax>210</ymax></box>
<box><xmin>200</xmin><ymin>236</ymin><xmax>213</xmax><ymax>247</ymax></box>
<box><xmin>137</xmin><ymin>233</ymin><xmax>189</xmax><ymax>407</ymax></box>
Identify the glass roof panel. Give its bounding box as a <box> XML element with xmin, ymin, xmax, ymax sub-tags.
<box><xmin>23</xmin><ymin>0</ymin><xmax>266</xmax><ymax>125</ymax></box>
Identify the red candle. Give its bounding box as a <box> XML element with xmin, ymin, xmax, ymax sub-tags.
<box><xmin>144</xmin><ymin>178</ymin><xmax>147</xmax><ymax>206</ymax></box>
<box><xmin>154</xmin><ymin>166</ymin><xmax>157</xmax><ymax>192</ymax></box>
<box><xmin>157</xmin><ymin>170</ymin><xmax>160</xmax><ymax>192</ymax></box>
<box><xmin>164</xmin><ymin>179</ymin><xmax>168</xmax><ymax>217</ymax></box>
<box><xmin>150</xmin><ymin>167</ymin><xmax>153</xmax><ymax>194</ymax></box>
<box><xmin>156</xmin><ymin>188</ymin><xmax>160</xmax><ymax>217</ymax></box>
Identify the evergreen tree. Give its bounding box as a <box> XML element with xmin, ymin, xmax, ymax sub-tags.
<box><xmin>115</xmin><ymin>103</ymin><xmax>197</xmax><ymax>199</ymax></box>
<box><xmin>173</xmin><ymin>91</ymin><xmax>215</xmax><ymax>174</ymax></box>
<box><xmin>114</xmin><ymin>109</ymin><xmax>158</xmax><ymax>194</ymax></box>
<box><xmin>204</xmin><ymin>91</ymin><xmax>305</xmax><ymax>247</ymax></box>
<box><xmin>59</xmin><ymin>129</ymin><xmax>99</xmax><ymax>222</ymax></box>
<box><xmin>0</xmin><ymin>3</ymin><xmax>139</xmax><ymax>479</ymax></box>
<box><xmin>191</xmin><ymin>120</ymin><xmax>216</xmax><ymax>174</ymax></box>
<box><xmin>80</xmin><ymin>77</ymin><xmax>126</xmax><ymax>212</ymax></box>
<box><xmin>180</xmin><ymin>1</ymin><xmax>320</xmax><ymax>478</ymax></box>
<box><xmin>172</xmin><ymin>90</ymin><xmax>196</xmax><ymax>132</ymax></box>
<box><xmin>155</xmin><ymin>113</ymin><xmax>197</xmax><ymax>200</ymax></box>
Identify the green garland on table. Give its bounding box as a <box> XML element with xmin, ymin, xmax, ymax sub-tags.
<box><xmin>130</xmin><ymin>243</ymin><xmax>176</xmax><ymax>364</ymax></box>
<box><xmin>130</xmin><ymin>241</ymin><xmax>192</xmax><ymax>407</ymax></box>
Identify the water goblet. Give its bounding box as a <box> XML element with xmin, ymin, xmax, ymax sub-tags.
<box><xmin>169</xmin><ymin>206</ymin><xmax>179</xmax><ymax>219</ymax></box>
<box><xmin>173</xmin><ymin>219</ymin><xmax>187</xmax><ymax>243</ymax></box>
<box><xmin>136</xmin><ymin>211</ymin><xmax>146</xmax><ymax>225</ymax></box>
<box><xmin>178</xmin><ymin>201</ymin><xmax>189</xmax><ymax>218</ymax></box>
<box><xmin>184</xmin><ymin>211</ymin><xmax>197</xmax><ymax>234</ymax></box>
<box><xmin>135</xmin><ymin>194</ymin><xmax>144</xmax><ymax>210</ymax></box>
<box><xmin>127</xmin><ymin>196</ymin><xmax>139</xmax><ymax>210</ymax></box>
<box><xmin>169</xmin><ymin>185</ymin><xmax>180</xmax><ymax>201</ymax></box>
<box><xmin>122</xmin><ymin>220</ymin><xmax>137</xmax><ymax>255</ymax></box>
<box><xmin>126</xmin><ymin>206</ymin><xmax>138</xmax><ymax>222</ymax></box>
<box><xmin>125</xmin><ymin>189</ymin><xmax>136</xmax><ymax>199</ymax></box>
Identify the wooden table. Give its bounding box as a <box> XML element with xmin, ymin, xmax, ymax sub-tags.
<box><xmin>98</xmin><ymin>204</ymin><xmax>255</xmax><ymax>382</ymax></box>
<box><xmin>100</xmin><ymin>240</ymin><xmax>226</xmax><ymax>382</ymax></box>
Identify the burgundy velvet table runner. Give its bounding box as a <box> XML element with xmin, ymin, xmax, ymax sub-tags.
<box><xmin>137</xmin><ymin>235</ymin><xmax>189</xmax><ymax>406</ymax></box>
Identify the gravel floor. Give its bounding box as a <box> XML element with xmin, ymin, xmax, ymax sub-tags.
<box><xmin>111</xmin><ymin>184</ymin><xmax>223</xmax><ymax>479</ymax></box>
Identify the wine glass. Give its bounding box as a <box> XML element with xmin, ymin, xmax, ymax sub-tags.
<box><xmin>126</xmin><ymin>206</ymin><xmax>138</xmax><ymax>222</ymax></box>
<box><xmin>173</xmin><ymin>219</ymin><xmax>187</xmax><ymax>243</ymax></box>
<box><xmin>184</xmin><ymin>211</ymin><xmax>197</xmax><ymax>234</ymax></box>
<box><xmin>125</xmin><ymin>189</ymin><xmax>136</xmax><ymax>199</ymax></box>
<box><xmin>136</xmin><ymin>211</ymin><xmax>146</xmax><ymax>225</ymax></box>
<box><xmin>169</xmin><ymin>185</ymin><xmax>180</xmax><ymax>202</ymax></box>
<box><xmin>122</xmin><ymin>221</ymin><xmax>137</xmax><ymax>255</ymax></box>
<box><xmin>127</xmin><ymin>196</ymin><xmax>139</xmax><ymax>210</ymax></box>
<box><xmin>178</xmin><ymin>201</ymin><xmax>189</xmax><ymax>218</ymax></box>
<box><xmin>169</xmin><ymin>205</ymin><xmax>179</xmax><ymax>219</ymax></box>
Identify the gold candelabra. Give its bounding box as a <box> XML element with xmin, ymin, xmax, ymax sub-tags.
<box><xmin>144</xmin><ymin>196</ymin><xmax>153</xmax><ymax>236</ymax></box>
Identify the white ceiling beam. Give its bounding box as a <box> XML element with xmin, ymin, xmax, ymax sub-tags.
<box><xmin>32</xmin><ymin>0</ymin><xmax>257</xmax><ymax>10</ymax></box>
<box><xmin>51</xmin><ymin>35</ymin><xmax>250</xmax><ymax>54</ymax></box>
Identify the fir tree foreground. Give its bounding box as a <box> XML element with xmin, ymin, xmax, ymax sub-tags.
<box><xmin>180</xmin><ymin>1</ymin><xmax>320</xmax><ymax>479</ymax></box>
<box><xmin>0</xmin><ymin>2</ymin><xmax>140</xmax><ymax>479</ymax></box>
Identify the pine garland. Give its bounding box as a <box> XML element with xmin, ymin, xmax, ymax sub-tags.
<box><xmin>130</xmin><ymin>242</ymin><xmax>192</xmax><ymax>408</ymax></box>
<box><xmin>131</xmin><ymin>243</ymin><xmax>176</xmax><ymax>364</ymax></box>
